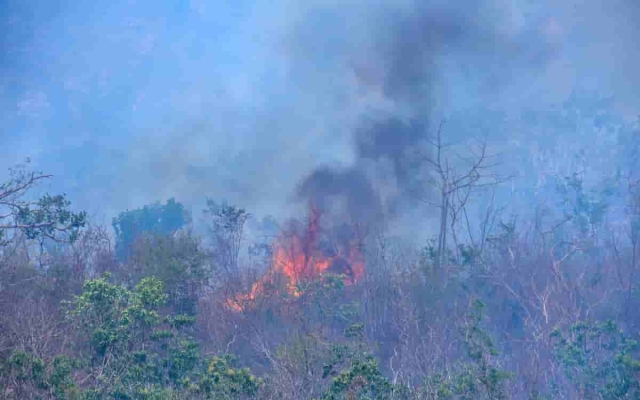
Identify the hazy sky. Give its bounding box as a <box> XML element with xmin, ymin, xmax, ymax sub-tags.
<box><xmin>1</xmin><ymin>0</ymin><xmax>639</xmax><ymax>228</ymax></box>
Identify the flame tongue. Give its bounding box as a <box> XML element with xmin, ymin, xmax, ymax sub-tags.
<box><xmin>276</xmin><ymin>205</ymin><xmax>326</xmax><ymax>293</ymax></box>
<box><xmin>275</xmin><ymin>205</ymin><xmax>364</xmax><ymax>292</ymax></box>
<box><xmin>227</xmin><ymin>205</ymin><xmax>364</xmax><ymax>311</ymax></box>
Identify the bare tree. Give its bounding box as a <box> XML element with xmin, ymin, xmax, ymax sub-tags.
<box><xmin>414</xmin><ymin>121</ymin><xmax>506</xmax><ymax>269</ymax></box>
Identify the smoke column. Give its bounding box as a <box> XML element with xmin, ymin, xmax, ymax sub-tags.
<box><xmin>293</xmin><ymin>0</ymin><xmax>558</xmax><ymax>230</ymax></box>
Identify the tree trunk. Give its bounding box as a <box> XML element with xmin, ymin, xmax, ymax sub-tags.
<box><xmin>437</xmin><ymin>189</ymin><xmax>448</xmax><ymax>269</ymax></box>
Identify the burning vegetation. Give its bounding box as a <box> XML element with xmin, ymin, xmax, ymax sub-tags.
<box><xmin>226</xmin><ymin>204</ymin><xmax>365</xmax><ymax>311</ymax></box>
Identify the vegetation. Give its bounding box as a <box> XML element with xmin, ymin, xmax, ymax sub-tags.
<box><xmin>2</xmin><ymin>100</ymin><xmax>640</xmax><ymax>399</ymax></box>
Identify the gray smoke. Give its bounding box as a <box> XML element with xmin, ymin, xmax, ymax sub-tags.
<box><xmin>6</xmin><ymin>0</ymin><xmax>638</xmax><ymax>236</ymax></box>
<box><xmin>297</xmin><ymin>166</ymin><xmax>381</xmax><ymax>224</ymax></box>
<box><xmin>294</xmin><ymin>0</ymin><xmax>558</xmax><ymax>227</ymax></box>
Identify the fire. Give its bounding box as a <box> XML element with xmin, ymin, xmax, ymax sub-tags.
<box><xmin>226</xmin><ymin>205</ymin><xmax>365</xmax><ymax>311</ymax></box>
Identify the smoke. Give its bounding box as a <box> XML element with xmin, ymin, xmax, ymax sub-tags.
<box><xmin>293</xmin><ymin>0</ymin><xmax>559</xmax><ymax>228</ymax></box>
<box><xmin>2</xmin><ymin>0</ymin><xmax>638</xmax><ymax>236</ymax></box>
<box><xmin>297</xmin><ymin>166</ymin><xmax>381</xmax><ymax>224</ymax></box>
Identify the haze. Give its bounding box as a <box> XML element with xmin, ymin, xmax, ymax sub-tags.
<box><xmin>1</xmin><ymin>1</ymin><xmax>640</xmax><ymax>399</ymax></box>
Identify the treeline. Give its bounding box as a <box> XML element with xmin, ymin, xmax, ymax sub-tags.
<box><xmin>1</xmin><ymin>155</ymin><xmax>639</xmax><ymax>399</ymax></box>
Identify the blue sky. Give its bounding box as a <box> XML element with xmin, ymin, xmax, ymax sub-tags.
<box><xmin>1</xmin><ymin>0</ymin><xmax>639</xmax><ymax>230</ymax></box>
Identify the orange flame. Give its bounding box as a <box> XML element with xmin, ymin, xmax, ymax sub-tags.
<box><xmin>226</xmin><ymin>205</ymin><xmax>365</xmax><ymax>311</ymax></box>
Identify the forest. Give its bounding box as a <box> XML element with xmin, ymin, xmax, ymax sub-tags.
<box><xmin>2</xmin><ymin>1</ymin><xmax>640</xmax><ymax>399</ymax></box>
<box><xmin>2</xmin><ymin>93</ymin><xmax>640</xmax><ymax>399</ymax></box>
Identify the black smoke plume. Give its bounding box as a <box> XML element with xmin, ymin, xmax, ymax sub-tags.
<box><xmin>295</xmin><ymin>1</ymin><xmax>557</xmax><ymax>226</ymax></box>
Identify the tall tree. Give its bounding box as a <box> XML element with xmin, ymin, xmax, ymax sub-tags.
<box><xmin>415</xmin><ymin>121</ymin><xmax>505</xmax><ymax>269</ymax></box>
<box><xmin>204</xmin><ymin>199</ymin><xmax>250</xmax><ymax>282</ymax></box>
<box><xmin>112</xmin><ymin>198</ymin><xmax>190</xmax><ymax>260</ymax></box>
<box><xmin>0</xmin><ymin>160</ymin><xmax>86</xmax><ymax>248</ymax></box>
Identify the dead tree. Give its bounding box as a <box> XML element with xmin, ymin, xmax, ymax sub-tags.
<box><xmin>416</xmin><ymin>120</ymin><xmax>506</xmax><ymax>269</ymax></box>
